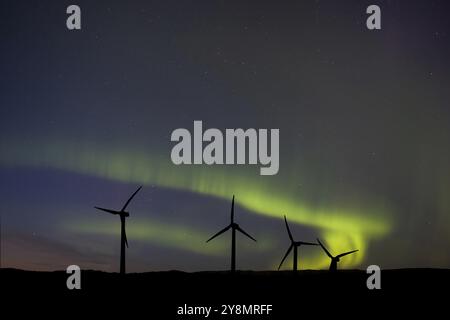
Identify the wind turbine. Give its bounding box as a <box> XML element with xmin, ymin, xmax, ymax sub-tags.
<box><xmin>278</xmin><ymin>215</ymin><xmax>318</xmax><ymax>272</ymax></box>
<box><xmin>317</xmin><ymin>238</ymin><xmax>358</xmax><ymax>271</ymax></box>
<box><xmin>94</xmin><ymin>186</ymin><xmax>142</xmax><ymax>274</ymax></box>
<box><xmin>206</xmin><ymin>195</ymin><xmax>256</xmax><ymax>272</ymax></box>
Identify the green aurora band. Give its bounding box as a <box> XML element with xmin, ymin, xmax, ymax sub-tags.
<box><xmin>2</xmin><ymin>140</ymin><xmax>394</xmax><ymax>269</ymax></box>
<box><xmin>67</xmin><ymin>217</ymin><xmax>276</xmax><ymax>257</ymax></box>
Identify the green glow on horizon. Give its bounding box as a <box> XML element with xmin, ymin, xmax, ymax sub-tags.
<box><xmin>66</xmin><ymin>218</ymin><xmax>275</xmax><ymax>257</ymax></box>
<box><xmin>68</xmin><ymin>218</ymin><xmax>226</xmax><ymax>256</ymax></box>
<box><xmin>2</xmin><ymin>140</ymin><xmax>394</xmax><ymax>269</ymax></box>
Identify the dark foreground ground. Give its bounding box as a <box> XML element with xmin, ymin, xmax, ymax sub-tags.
<box><xmin>2</xmin><ymin>268</ymin><xmax>449</xmax><ymax>318</ymax></box>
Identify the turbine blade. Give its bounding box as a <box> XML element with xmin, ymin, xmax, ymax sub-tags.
<box><xmin>278</xmin><ymin>244</ymin><xmax>293</xmax><ymax>270</ymax></box>
<box><xmin>94</xmin><ymin>207</ymin><xmax>120</xmax><ymax>215</ymax></box>
<box><xmin>121</xmin><ymin>186</ymin><xmax>142</xmax><ymax>212</ymax></box>
<box><xmin>231</xmin><ymin>195</ymin><xmax>235</xmax><ymax>223</ymax></box>
<box><xmin>336</xmin><ymin>249</ymin><xmax>358</xmax><ymax>258</ymax></box>
<box><xmin>317</xmin><ymin>238</ymin><xmax>333</xmax><ymax>258</ymax></box>
<box><xmin>299</xmin><ymin>241</ymin><xmax>319</xmax><ymax>246</ymax></box>
<box><xmin>236</xmin><ymin>226</ymin><xmax>257</xmax><ymax>242</ymax></box>
<box><xmin>124</xmin><ymin>228</ymin><xmax>129</xmax><ymax>248</ymax></box>
<box><xmin>284</xmin><ymin>215</ymin><xmax>293</xmax><ymax>241</ymax></box>
<box><xmin>206</xmin><ymin>225</ymin><xmax>231</xmax><ymax>242</ymax></box>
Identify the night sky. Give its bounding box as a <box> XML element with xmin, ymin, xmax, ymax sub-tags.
<box><xmin>1</xmin><ymin>0</ymin><xmax>449</xmax><ymax>272</ymax></box>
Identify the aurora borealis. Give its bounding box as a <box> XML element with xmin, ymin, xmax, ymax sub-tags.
<box><xmin>1</xmin><ymin>0</ymin><xmax>450</xmax><ymax>272</ymax></box>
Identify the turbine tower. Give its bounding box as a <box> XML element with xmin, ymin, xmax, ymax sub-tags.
<box><xmin>317</xmin><ymin>238</ymin><xmax>358</xmax><ymax>271</ymax></box>
<box><xmin>278</xmin><ymin>215</ymin><xmax>318</xmax><ymax>272</ymax></box>
<box><xmin>94</xmin><ymin>186</ymin><xmax>142</xmax><ymax>274</ymax></box>
<box><xmin>206</xmin><ymin>195</ymin><xmax>256</xmax><ymax>272</ymax></box>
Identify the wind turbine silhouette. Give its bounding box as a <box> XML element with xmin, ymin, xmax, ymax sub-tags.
<box><xmin>278</xmin><ymin>215</ymin><xmax>318</xmax><ymax>272</ymax></box>
<box><xmin>206</xmin><ymin>195</ymin><xmax>256</xmax><ymax>272</ymax></box>
<box><xmin>317</xmin><ymin>238</ymin><xmax>358</xmax><ymax>271</ymax></box>
<box><xmin>94</xmin><ymin>186</ymin><xmax>142</xmax><ymax>274</ymax></box>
